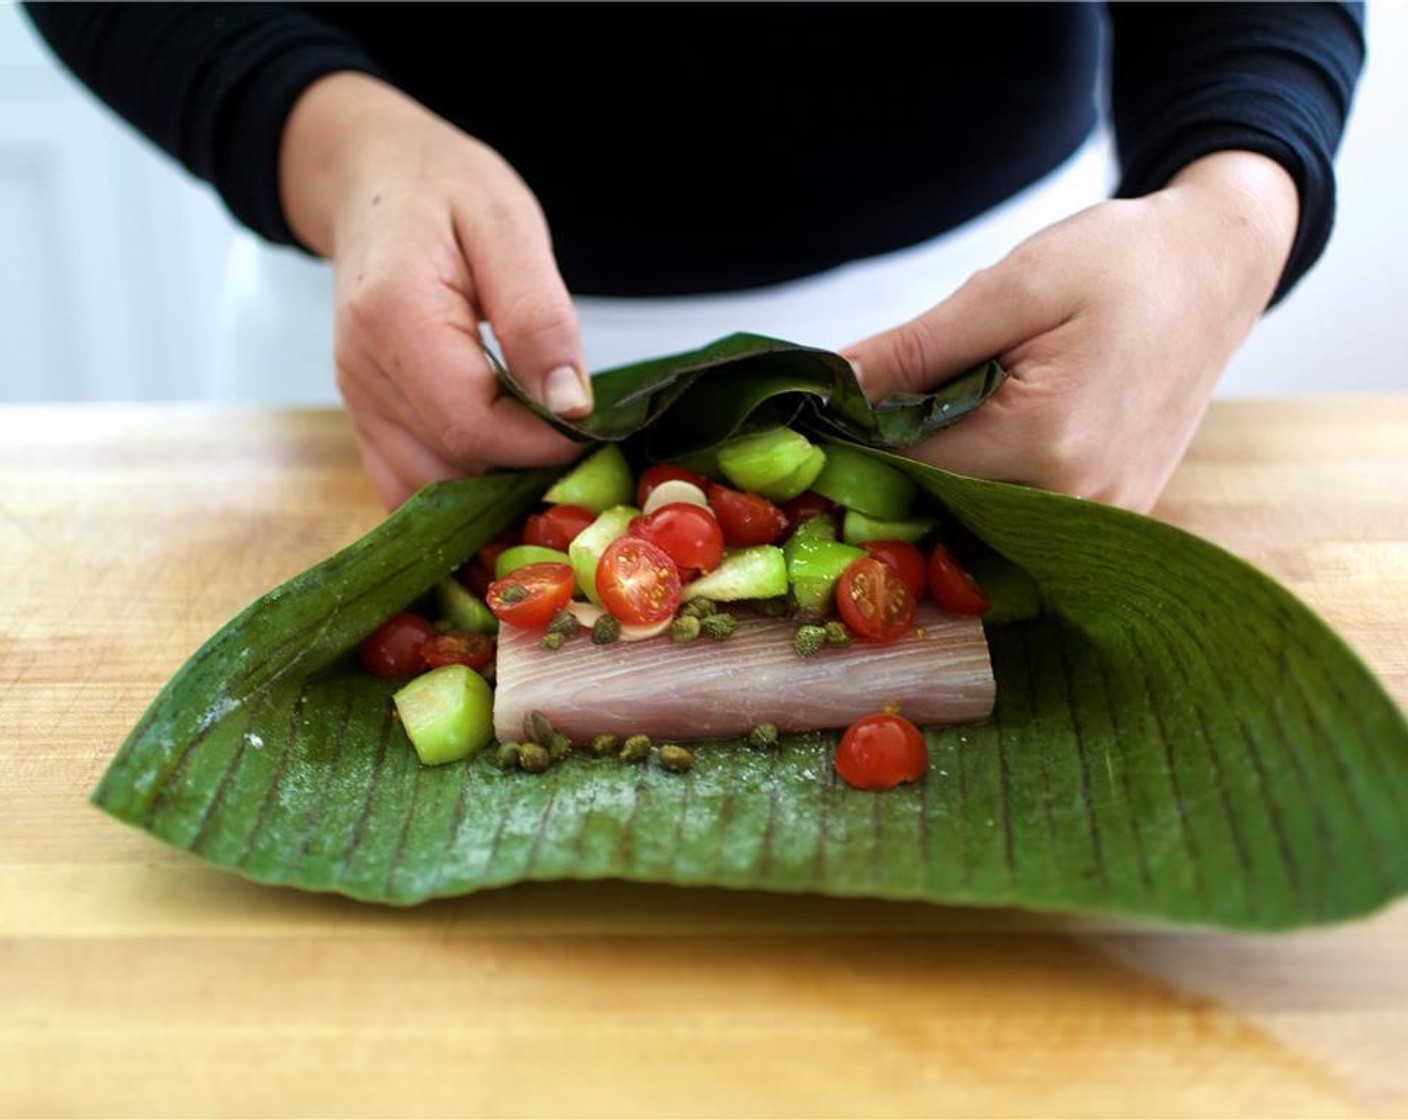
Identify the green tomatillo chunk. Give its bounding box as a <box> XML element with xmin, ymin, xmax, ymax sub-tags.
<box><xmin>543</xmin><ymin>443</ymin><xmax>634</xmax><ymax>513</ymax></box>
<box><xmin>568</xmin><ymin>504</ymin><xmax>639</xmax><ymax>605</ymax></box>
<box><xmin>811</xmin><ymin>442</ymin><xmax>917</xmax><ymax>521</ymax></box>
<box><xmin>436</xmin><ymin>578</ymin><xmax>498</xmax><ymax>635</ymax></box>
<box><xmin>393</xmin><ymin>664</ymin><xmax>494</xmax><ymax>767</ymax></box>
<box><xmin>841</xmin><ymin>509</ymin><xmax>939</xmax><ymax>546</ymax></box>
<box><xmin>681</xmin><ymin>545</ymin><xmax>788</xmax><ymax>602</ymax></box>
<box><xmin>494</xmin><ymin>544</ymin><xmax>571</xmax><ymax>579</ymax></box>
<box><xmin>716</xmin><ymin>426</ymin><xmax>826</xmax><ymax>502</ymax></box>
<box><xmin>786</xmin><ymin>536</ymin><xmax>866</xmax><ymax>614</ymax></box>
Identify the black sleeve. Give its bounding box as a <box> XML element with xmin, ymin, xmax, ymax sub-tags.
<box><xmin>21</xmin><ymin>2</ymin><xmax>383</xmax><ymax>248</ymax></box>
<box><xmin>1107</xmin><ymin>2</ymin><xmax>1365</xmax><ymax>305</ymax></box>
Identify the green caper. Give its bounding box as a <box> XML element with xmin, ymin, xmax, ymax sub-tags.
<box><xmin>493</xmin><ymin>742</ymin><xmax>523</xmax><ymax>770</ymax></box>
<box><xmin>747</xmin><ymin>723</ymin><xmax>780</xmax><ymax>749</ymax></box>
<box><xmin>524</xmin><ymin>710</ymin><xmax>556</xmax><ymax>745</ymax></box>
<box><xmin>699</xmin><ymin>612</ymin><xmax>736</xmax><ymax>640</ymax></box>
<box><xmin>794</xmin><ymin>624</ymin><xmax>827</xmax><ymax>658</ymax></box>
<box><xmin>670</xmin><ymin>615</ymin><xmax>702</xmax><ymax>643</ymax></box>
<box><xmin>591</xmin><ymin>614</ymin><xmax>621</xmax><ymax>644</ymax></box>
<box><xmin>657</xmin><ymin>744</ymin><xmax>694</xmax><ymax>773</ymax></box>
<box><xmin>619</xmin><ymin>734</ymin><xmax>651</xmax><ymax>763</ymax></box>
<box><xmin>518</xmin><ymin>742</ymin><xmax>551</xmax><ymax>773</ymax></box>
<box><xmin>679</xmin><ymin>598</ymin><xmax>717</xmax><ymax>620</ymax></box>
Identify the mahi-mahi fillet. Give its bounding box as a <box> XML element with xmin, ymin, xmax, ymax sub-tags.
<box><xmin>493</xmin><ymin>604</ymin><xmax>994</xmax><ymax>743</ymax></box>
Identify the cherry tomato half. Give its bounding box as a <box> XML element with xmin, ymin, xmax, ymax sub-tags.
<box><xmin>927</xmin><ymin>544</ymin><xmax>990</xmax><ymax>616</ymax></box>
<box><xmin>834</xmin><ymin>712</ymin><xmax>928</xmax><ymax>790</ymax></box>
<box><xmin>486</xmin><ymin>562</ymin><xmax>575</xmax><ymax>629</ymax></box>
<box><xmin>629</xmin><ymin>502</ymin><xmax>724</xmax><ymax>574</ymax></box>
<box><xmin>780</xmin><ymin>490</ymin><xmax>837</xmax><ymax>535</ymax></box>
<box><xmin>523</xmin><ymin>504</ymin><xmax>596</xmax><ymax>552</ymax></box>
<box><xmin>637</xmin><ymin>464</ymin><xmax>710</xmax><ymax>510</ymax></box>
<box><xmin>707</xmin><ymin>483</ymin><xmax>787</xmax><ymax>547</ymax></box>
<box><xmin>860</xmin><ymin>540</ymin><xmax>927</xmax><ymax>602</ymax></box>
<box><xmin>421</xmin><ymin>631</ymin><xmax>495</xmax><ymax>672</ymax></box>
<box><xmin>596</xmin><ymin>537</ymin><xmax>682</xmax><ymax>625</ymax></box>
<box><xmin>837</xmin><ymin>556</ymin><xmax>916</xmax><ymax>642</ymax></box>
<box><xmin>359</xmin><ymin>612</ymin><xmax>436</xmax><ymax>678</ymax></box>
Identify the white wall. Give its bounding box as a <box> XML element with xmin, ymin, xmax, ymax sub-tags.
<box><xmin>0</xmin><ymin>1</ymin><xmax>1404</xmax><ymax>402</ymax></box>
<box><xmin>1221</xmin><ymin>0</ymin><xmax>1408</xmax><ymax>395</ymax></box>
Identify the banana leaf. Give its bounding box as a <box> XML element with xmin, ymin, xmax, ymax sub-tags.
<box><xmin>93</xmin><ymin>336</ymin><xmax>1408</xmax><ymax>929</ymax></box>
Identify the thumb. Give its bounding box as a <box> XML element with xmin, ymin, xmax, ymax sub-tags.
<box><xmin>842</xmin><ymin>259</ymin><xmax>1066</xmax><ymax>403</ymax></box>
<box><xmin>457</xmin><ymin>201</ymin><xmax>593</xmax><ymax>420</ymax></box>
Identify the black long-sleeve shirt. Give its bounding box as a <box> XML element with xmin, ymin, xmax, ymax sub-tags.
<box><xmin>25</xmin><ymin>2</ymin><xmax>1364</xmax><ymax>302</ymax></box>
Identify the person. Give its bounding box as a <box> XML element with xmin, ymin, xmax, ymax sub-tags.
<box><xmin>26</xmin><ymin>3</ymin><xmax>1364</xmax><ymax>511</ymax></box>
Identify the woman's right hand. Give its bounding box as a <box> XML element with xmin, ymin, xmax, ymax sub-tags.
<box><xmin>279</xmin><ymin>72</ymin><xmax>590</xmax><ymax>508</ymax></box>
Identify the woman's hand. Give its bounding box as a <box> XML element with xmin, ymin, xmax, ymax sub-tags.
<box><xmin>279</xmin><ymin>72</ymin><xmax>590</xmax><ymax>508</ymax></box>
<box><xmin>844</xmin><ymin>152</ymin><xmax>1299</xmax><ymax>512</ymax></box>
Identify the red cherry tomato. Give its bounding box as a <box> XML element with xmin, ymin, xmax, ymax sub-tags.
<box><xmin>927</xmin><ymin>544</ymin><xmax>990</xmax><ymax>616</ymax></box>
<box><xmin>359</xmin><ymin>612</ymin><xmax>436</xmax><ymax>678</ymax></box>
<box><xmin>637</xmin><ymin>464</ymin><xmax>710</xmax><ymax>509</ymax></box>
<box><xmin>860</xmin><ymin>540</ymin><xmax>928</xmax><ymax>601</ymax></box>
<box><xmin>596</xmin><ymin>537</ymin><xmax>682</xmax><ymax>625</ymax></box>
<box><xmin>836</xmin><ymin>556</ymin><xmax>916</xmax><ymax>642</ymax></box>
<box><xmin>780</xmin><ymin>490</ymin><xmax>837</xmax><ymax>535</ymax></box>
<box><xmin>834</xmin><ymin>713</ymin><xmax>928</xmax><ymax>790</ymax></box>
<box><xmin>706</xmin><ymin>483</ymin><xmax>787</xmax><ymax>547</ymax></box>
<box><xmin>421</xmin><ymin>631</ymin><xmax>495</xmax><ymax>672</ymax></box>
<box><xmin>485</xmin><ymin>562</ymin><xmax>575</xmax><ymax>629</ymax></box>
<box><xmin>629</xmin><ymin>502</ymin><xmax>725</xmax><ymax>574</ymax></box>
<box><xmin>523</xmin><ymin>504</ymin><xmax>596</xmax><ymax>551</ymax></box>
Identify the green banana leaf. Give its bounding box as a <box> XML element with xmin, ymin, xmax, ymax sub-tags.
<box><xmin>93</xmin><ymin>336</ymin><xmax>1408</xmax><ymax>929</ymax></box>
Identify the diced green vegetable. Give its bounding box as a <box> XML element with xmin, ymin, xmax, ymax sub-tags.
<box><xmin>681</xmin><ymin>545</ymin><xmax>789</xmax><ymax>602</ymax></box>
<box><xmin>393</xmin><ymin>664</ymin><xmax>494</xmax><ymax>766</ymax></box>
<box><xmin>543</xmin><ymin>444</ymin><xmax>634</xmax><ymax>513</ymax></box>
<box><xmin>568</xmin><ymin>505</ymin><xmax>639</xmax><ymax>605</ymax></box>
<box><xmin>436</xmin><ymin>578</ymin><xmax>498</xmax><ymax>635</ymax></box>
<box><xmin>717</xmin><ymin>427</ymin><xmax>825</xmax><ymax>501</ymax></box>
<box><xmin>782</xmin><ymin>512</ymin><xmax>839</xmax><ymax>570</ymax></box>
<box><xmin>841</xmin><ymin>509</ymin><xmax>939</xmax><ymax>545</ymax></box>
<box><xmin>786</xmin><ymin>536</ymin><xmax>866</xmax><ymax>614</ymax></box>
<box><xmin>494</xmin><ymin>544</ymin><xmax>571</xmax><ymax>579</ymax></box>
<box><xmin>811</xmin><ymin>442</ymin><xmax>916</xmax><ymax>520</ymax></box>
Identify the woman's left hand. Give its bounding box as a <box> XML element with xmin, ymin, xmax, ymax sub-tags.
<box><xmin>843</xmin><ymin>151</ymin><xmax>1299</xmax><ymax>512</ymax></box>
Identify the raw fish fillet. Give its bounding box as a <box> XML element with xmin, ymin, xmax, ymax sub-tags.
<box><xmin>493</xmin><ymin>604</ymin><xmax>994</xmax><ymax>743</ymax></box>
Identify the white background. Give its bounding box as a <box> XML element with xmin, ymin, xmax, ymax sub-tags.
<box><xmin>1</xmin><ymin>1</ymin><xmax>1404</xmax><ymax>402</ymax></box>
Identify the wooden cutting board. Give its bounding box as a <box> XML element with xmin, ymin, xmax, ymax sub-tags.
<box><xmin>2</xmin><ymin>400</ymin><xmax>1406</xmax><ymax>1118</ymax></box>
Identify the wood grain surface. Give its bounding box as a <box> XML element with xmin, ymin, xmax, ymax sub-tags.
<box><xmin>2</xmin><ymin>400</ymin><xmax>1406</xmax><ymax>1119</ymax></box>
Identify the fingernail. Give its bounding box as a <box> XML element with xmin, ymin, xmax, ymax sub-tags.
<box><xmin>544</xmin><ymin>365</ymin><xmax>591</xmax><ymax>417</ymax></box>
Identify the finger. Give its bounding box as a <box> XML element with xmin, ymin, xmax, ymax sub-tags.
<box><xmin>454</xmin><ymin>197</ymin><xmax>593</xmax><ymax>420</ymax></box>
<box><xmin>904</xmin><ymin>397</ymin><xmax>1038</xmax><ymax>486</ymax></box>
<box><xmin>355</xmin><ymin>274</ymin><xmax>586</xmax><ymax>470</ymax></box>
<box><xmin>339</xmin><ymin>353</ymin><xmax>482</xmax><ymax>507</ymax></box>
<box><xmin>841</xmin><ymin>254</ymin><xmax>1071</xmax><ymax>403</ymax></box>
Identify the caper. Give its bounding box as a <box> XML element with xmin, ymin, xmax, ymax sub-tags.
<box><xmin>699</xmin><ymin>612</ymin><xmax>736</xmax><ymax>640</ymax></box>
<box><xmin>657</xmin><ymin>744</ymin><xmax>694</xmax><ymax>773</ymax></box>
<box><xmin>518</xmin><ymin>742</ymin><xmax>551</xmax><ymax>773</ymax></box>
<box><xmin>794</xmin><ymin>624</ymin><xmax>827</xmax><ymax>658</ymax></box>
<box><xmin>591</xmin><ymin>615</ymin><xmax>621</xmax><ymax>644</ymax></box>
